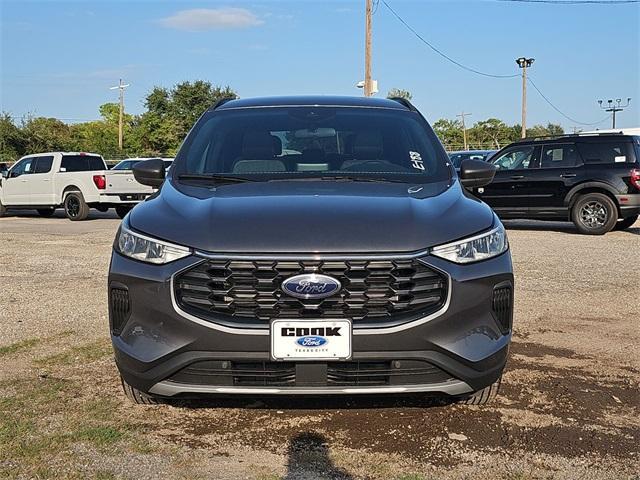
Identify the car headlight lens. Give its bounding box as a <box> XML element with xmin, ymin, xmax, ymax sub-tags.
<box><xmin>431</xmin><ymin>223</ymin><xmax>508</xmax><ymax>264</ymax></box>
<box><xmin>115</xmin><ymin>225</ymin><xmax>191</xmax><ymax>264</ymax></box>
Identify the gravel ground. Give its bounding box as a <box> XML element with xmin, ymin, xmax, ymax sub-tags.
<box><xmin>0</xmin><ymin>210</ymin><xmax>638</xmax><ymax>479</ymax></box>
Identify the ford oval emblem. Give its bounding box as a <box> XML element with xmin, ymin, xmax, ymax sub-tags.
<box><xmin>281</xmin><ymin>273</ymin><xmax>341</xmax><ymax>300</ymax></box>
<box><xmin>296</xmin><ymin>336</ymin><xmax>328</xmax><ymax>347</ymax></box>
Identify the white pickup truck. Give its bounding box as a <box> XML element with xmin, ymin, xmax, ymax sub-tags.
<box><xmin>0</xmin><ymin>152</ymin><xmax>154</xmax><ymax>220</ymax></box>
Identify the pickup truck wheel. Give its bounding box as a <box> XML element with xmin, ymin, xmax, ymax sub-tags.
<box><xmin>37</xmin><ymin>208</ymin><xmax>55</xmax><ymax>217</ymax></box>
<box><xmin>121</xmin><ymin>377</ymin><xmax>160</xmax><ymax>405</ymax></box>
<box><xmin>64</xmin><ymin>191</ymin><xmax>90</xmax><ymax>221</ymax></box>
<box><xmin>459</xmin><ymin>377</ymin><xmax>501</xmax><ymax>405</ymax></box>
<box><xmin>115</xmin><ymin>206</ymin><xmax>132</xmax><ymax>219</ymax></box>
<box><xmin>571</xmin><ymin>193</ymin><xmax>617</xmax><ymax>235</ymax></box>
<box><xmin>613</xmin><ymin>214</ymin><xmax>638</xmax><ymax>231</ymax></box>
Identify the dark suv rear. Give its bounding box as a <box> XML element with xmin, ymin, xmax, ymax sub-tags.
<box><xmin>477</xmin><ymin>133</ymin><xmax>640</xmax><ymax>234</ymax></box>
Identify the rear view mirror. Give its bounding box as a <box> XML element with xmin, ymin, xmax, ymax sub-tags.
<box><xmin>294</xmin><ymin>128</ymin><xmax>336</xmax><ymax>139</ymax></box>
<box><xmin>459</xmin><ymin>159</ymin><xmax>496</xmax><ymax>188</ymax></box>
<box><xmin>133</xmin><ymin>159</ymin><xmax>166</xmax><ymax>188</ymax></box>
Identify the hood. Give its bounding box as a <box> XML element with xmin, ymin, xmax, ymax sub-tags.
<box><xmin>129</xmin><ymin>179</ymin><xmax>495</xmax><ymax>254</ymax></box>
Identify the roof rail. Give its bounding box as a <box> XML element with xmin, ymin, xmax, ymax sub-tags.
<box><xmin>387</xmin><ymin>97</ymin><xmax>417</xmax><ymax>112</ymax></box>
<box><xmin>514</xmin><ymin>131</ymin><xmax>627</xmax><ymax>143</ymax></box>
<box><xmin>211</xmin><ymin>96</ymin><xmax>238</xmax><ymax>110</ymax></box>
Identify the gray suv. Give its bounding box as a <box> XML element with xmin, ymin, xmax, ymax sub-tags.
<box><xmin>108</xmin><ymin>96</ymin><xmax>513</xmax><ymax>405</ymax></box>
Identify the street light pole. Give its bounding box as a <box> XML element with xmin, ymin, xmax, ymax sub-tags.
<box><xmin>109</xmin><ymin>79</ymin><xmax>130</xmax><ymax>151</ymax></box>
<box><xmin>457</xmin><ymin>112</ymin><xmax>472</xmax><ymax>150</ymax></box>
<box><xmin>516</xmin><ymin>57</ymin><xmax>535</xmax><ymax>139</ymax></box>
<box><xmin>598</xmin><ymin>98</ymin><xmax>631</xmax><ymax>129</ymax></box>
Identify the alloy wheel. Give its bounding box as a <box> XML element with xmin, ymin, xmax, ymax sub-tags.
<box><xmin>579</xmin><ymin>201</ymin><xmax>607</xmax><ymax>229</ymax></box>
<box><xmin>67</xmin><ymin>197</ymin><xmax>80</xmax><ymax>218</ymax></box>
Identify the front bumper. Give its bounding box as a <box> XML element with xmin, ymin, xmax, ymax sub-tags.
<box><xmin>109</xmin><ymin>251</ymin><xmax>513</xmax><ymax>397</ymax></box>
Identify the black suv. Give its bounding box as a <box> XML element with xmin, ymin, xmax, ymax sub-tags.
<box><xmin>109</xmin><ymin>96</ymin><xmax>513</xmax><ymax>406</ymax></box>
<box><xmin>477</xmin><ymin>133</ymin><xmax>640</xmax><ymax>234</ymax></box>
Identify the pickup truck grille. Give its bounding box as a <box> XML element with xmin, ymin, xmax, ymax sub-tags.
<box><xmin>174</xmin><ymin>257</ymin><xmax>447</xmax><ymax>326</ymax></box>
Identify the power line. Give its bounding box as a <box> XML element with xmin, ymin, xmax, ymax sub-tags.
<box><xmin>490</xmin><ymin>0</ymin><xmax>638</xmax><ymax>4</ymax></box>
<box><xmin>381</xmin><ymin>0</ymin><xmax>520</xmax><ymax>79</ymax></box>
<box><xmin>527</xmin><ymin>77</ymin><xmax>613</xmax><ymax>126</ymax></box>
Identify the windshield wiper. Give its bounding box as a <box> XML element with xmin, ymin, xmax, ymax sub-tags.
<box><xmin>314</xmin><ymin>175</ymin><xmax>411</xmax><ymax>183</ymax></box>
<box><xmin>177</xmin><ymin>174</ymin><xmax>256</xmax><ymax>184</ymax></box>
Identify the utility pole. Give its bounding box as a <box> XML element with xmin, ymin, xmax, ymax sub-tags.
<box><xmin>109</xmin><ymin>79</ymin><xmax>130</xmax><ymax>151</ymax></box>
<box><xmin>457</xmin><ymin>112</ymin><xmax>472</xmax><ymax>150</ymax></box>
<box><xmin>516</xmin><ymin>57</ymin><xmax>534</xmax><ymax>139</ymax></box>
<box><xmin>598</xmin><ymin>98</ymin><xmax>631</xmax><ymax>129</ymax></box>
<box><xmin>364</xmin><ymin>0</ymin><xmax>373</xmax><ymax>97</ymax></box>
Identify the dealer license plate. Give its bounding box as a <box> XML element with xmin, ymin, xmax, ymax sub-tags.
<box><xmin>270</xmin><ymin>319</ymin><xmax>352</xmax><ymax>361</ymax></box>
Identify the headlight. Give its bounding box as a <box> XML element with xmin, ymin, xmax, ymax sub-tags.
<box><xmin>431</xmin><ymin>223</ymin><xmax>508</xmax><ymax>264</ymax></box>
<box><xmin>115</xmin><ymin>225</ymin><xmax>191</xmax><ymax>264</ymax></box>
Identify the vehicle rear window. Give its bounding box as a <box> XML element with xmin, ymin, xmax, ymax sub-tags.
<box><xmin>60</xmin><ymin>155</ymin><xmax>106</xmax><ymax>172</ymax></box>
<box><xmin>175</xmin><ymin>107</ymin><xmax>451</xmax><ymax>183</ymax></box>
<box><xmin>34</xmin><ymin>156</ymin><xmax>54</xmax><ymax>174</ymax></box>
<box><xmin>577</xmin><ymin>141</ymin><xmax>636</xmax><ymax>164</ymax></box>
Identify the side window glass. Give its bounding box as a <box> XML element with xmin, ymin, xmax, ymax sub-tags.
<box><xmin>60</xmin><ymin>156</ymin><xmax>87</xmax><ymax>172</ymax></box>
<box><xmin>492</xmin><ymin>146</ymin><xmax>535</xmax><ymax>171</ymax></box>
<box><xmin>34</xmin><ymin>156</ymin><xmax>54</xmax><ymax>174</ymax></box>
<box><xmin>9</xmin><ymin>159</ymin><xmax>26</xmax><ymax>177</ymax></box>
<box><xmin>10</xmin><ymin>158</ymin><xmax>34</xmax><ymax>177</ymax></box>
<box><xmin>88</xmin><ymin>156</ymin><xmax>106</xmax><ymax>170</ymax></box>
<box><xmin>577</xmin><ymin>141</ymin><xmax>634</xmax><ymax>164</ymax></box>
<box><xmin>541</xmin><ymin>144</ymin><xmax>580</xmax><ymax>168</ymax></box>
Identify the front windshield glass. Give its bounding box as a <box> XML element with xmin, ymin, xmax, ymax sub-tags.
<box><xmin>174</xmin><ymin>107</ymin><xmax>450</xmax><ymax>183</ymax></box>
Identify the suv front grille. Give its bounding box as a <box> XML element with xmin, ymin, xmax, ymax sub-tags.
<box><xmin>175</xmin><ymin>257</ymin><xmax>447</xmax><ymax>326</ymax></box>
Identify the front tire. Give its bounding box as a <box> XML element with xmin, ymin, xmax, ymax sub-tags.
<box><xmin>613</xmin><ymin>214</ymin><xmax>638</xmax><ymax>231</ymax></box>
<box><xmin>460</xmin><ymin>377</ymin><xmax>501</xmax><ymax>405</ymax></box>
<box><xmin>0</xmin><ymin>200</ymin><xmax>7</xmax><ymax>217</ymax></box>
<box><xmin>37</xmin><ymin>208</ymin><xmax>55</xmax><ymax>217</ymax></box>
<box><xmin>571</xmin><ymin>193</ymin><xmax>617</xmax><ymax>235</ymax></box>
<box><xmin>121</xmin><ymin>377</ymin><xmax>160</xmax><ymax>405</ymax></box>
<box><xmin>115</xmin><ymin>205</ymin><xmax>132</xmax><ymax>219</ymax></box>
<box><xmin>64</xmin><ymin>191</ymin><xmax>90</xmax><ymax>221</ymax></box>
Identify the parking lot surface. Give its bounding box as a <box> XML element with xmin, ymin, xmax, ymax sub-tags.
<box><xmin>1</xmin><ymin>211</ymin><xmax>638</xmax><ymax>479</ymax></box>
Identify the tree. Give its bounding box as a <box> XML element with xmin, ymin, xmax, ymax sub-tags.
<box><xmin>432</xmin><ymin>118</ymin><xmax>464</xmax><ymax>150</ymax></box>
<box><xmin>468</xmin><ymin>118</ymin><xmax>515</xmax><ymax>149</ymax></box>
<box><xmin>526</xmin><ymin>123</ymin><xmax>564</xmax><ymax>138</ymax></box>
<box><xmin>387</xmin><ymin>88</ymin><xmax>412</xmax><ymax>101</ymax></box>
<box><xmin>0</xmin><ymin>113</ymin><xmax>26</xmax><ymax>162</ymax></box>
<box><xmin>135</xmin><ymin>81</ymin><xmax>236</xmax><ymax>156</ymax></box>
<box><xmin>22</xmin><ymin>117</ymin><xmax>72</xmax><ymax>153</ymax></box>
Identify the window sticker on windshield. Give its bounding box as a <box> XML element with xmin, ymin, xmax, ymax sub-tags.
<box><xmin>409</xmin><ymin>151</ymin><xmax>425</xmax><ymax>171</ymax></box>
<box><xmin>551</xmin><ymin>149</ymin><xmax>563</xmax><ymax>161</ymax></box>
<box><xmin>25</xmin><ymin>163</ymin><xmax>31</xmax><ymax>172</ymax></box>
<box><xmin>614</xmin><ymin>155</ymin><xmax>626</xmax><ymax>163</ymax></box>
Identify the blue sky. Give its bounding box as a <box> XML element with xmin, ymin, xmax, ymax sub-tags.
<box><xmin>1</xmin><ymin>0</ymin><xmax>639</xmax><ymax>130</ymax></box>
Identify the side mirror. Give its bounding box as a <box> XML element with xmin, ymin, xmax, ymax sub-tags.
<box><xmin>459</xmin><ymin>159</ymin><xmax>496</xmax><ymax>188</ymax></box>
<box><xmin>133</xmin><ymin>159</ymin><xmax>166</xmax><ymax>188</ymax></box>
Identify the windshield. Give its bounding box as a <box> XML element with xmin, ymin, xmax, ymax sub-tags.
<box><xmin>173</xmin><ymin>107</ymin><xmax>450</xmax><ymax>183</ymax></box>
<box><xmin>113</xmin><ymin>161</ymin><xmax>136</xmax><ymax>170</ymax></box>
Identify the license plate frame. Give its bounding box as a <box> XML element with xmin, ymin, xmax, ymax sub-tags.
<box><xmin>270</xmin><ymin>319</ymin><xmax>352</xmax><ymax>361</ymax></box>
